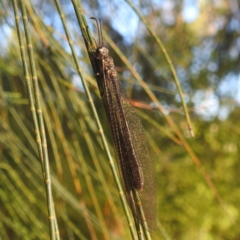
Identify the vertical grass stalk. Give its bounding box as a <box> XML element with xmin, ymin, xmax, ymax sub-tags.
<box><xmin>125</xmin><ymin>0</ymin><xmax>194</xmax><ymax>137</ymax></box>
<box><xmin>12</xmin><ymin>0</ymin><xmax>59</xmax><ymax>239</ymax></box>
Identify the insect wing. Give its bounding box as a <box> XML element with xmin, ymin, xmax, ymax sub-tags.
<box><xmin>103</xmin><ymin>66</ymin><xmax>157</xmax><ymax>230</ymax></box>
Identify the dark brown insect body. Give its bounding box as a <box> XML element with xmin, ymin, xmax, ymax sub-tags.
<box><xmin>95</xmin><ymin>46</ymin><xmax>144</xmax><ymax>191</ymax></box>
<box><xmin>91</xmin><ymin>45</ymin><xmax>157</xmax><ymax>230</ymax></box>
<box><xmin>89</xmin><ymin>18</ymin><xmax>157</xmax><ymax>231</ymax></box>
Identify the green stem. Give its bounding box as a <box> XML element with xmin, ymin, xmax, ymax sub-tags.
<box><xmin>125</xmin><ymin>0</ymin><xmax>194</xmax><ymax>137</ymax></box>
<box><xmin>132</xmin><ymin>190</ymin><xmax>152</xmax><ymax>240</ymax></box>
<box><xmin>71</xmin><ymin>1</ymin><xmax>138</xmax><ymax>239</ymax></box>
<box><xmin>13</xmin><ymin>0</ymin><xmax>59</xmax><ymax>239</ymax></box>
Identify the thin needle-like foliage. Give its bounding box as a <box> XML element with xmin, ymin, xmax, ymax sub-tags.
<box><xmin>1</xmin><ymin>0</ymin><xmax>238</xmax><ymax>239</ymax></box>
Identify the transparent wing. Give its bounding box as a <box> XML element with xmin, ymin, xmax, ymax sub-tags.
<box><xmin>102</xmin><ymin>61</ymin><xmax>157</xmax><ymax>230</ymax></box>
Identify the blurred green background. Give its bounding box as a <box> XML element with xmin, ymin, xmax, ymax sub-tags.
<box><xmin>0</xmin><ymin>0</ymin><xmax>239</xmax><ymax>239</ymax></box>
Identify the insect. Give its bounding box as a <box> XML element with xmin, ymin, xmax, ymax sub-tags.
<box><xmin>89</xmin><ymin>17</ymin><xmax>157</xmax><ymax>231</ymax></box>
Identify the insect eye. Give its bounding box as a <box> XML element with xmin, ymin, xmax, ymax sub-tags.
<box><xmin>96</xmin><ymin>47</ymin><xmax>103</xmax><ymax>54</ymax></box>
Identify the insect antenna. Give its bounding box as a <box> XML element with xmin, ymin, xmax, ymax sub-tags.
<box><xmin>99</xmin><ymin>20</ymin><xmax>103</xmax><ymax>46</ymax></box>
<box><xmin>90</xmin><ymin>17</ymin><xmax>103</xmax><ymax>47</ymax></box>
